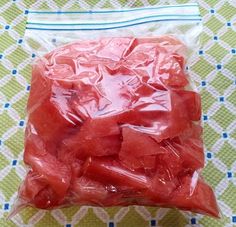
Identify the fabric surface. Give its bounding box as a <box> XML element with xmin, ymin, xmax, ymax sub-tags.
<box><xmin>0</xmin><ymin>0</ymin><xmax>235</xmax><ymax>226</ymax></box>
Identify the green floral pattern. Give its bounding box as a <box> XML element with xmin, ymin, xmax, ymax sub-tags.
<box><xmin>0</xmin><ymin>0</ymin><xmax>235</xmax><ymax>226</ymax></box>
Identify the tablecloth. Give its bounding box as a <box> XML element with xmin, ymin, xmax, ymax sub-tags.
<box><xmin>0</xmin><ymin>0</ymin><xmax>236</xmax><ymax>226</ymax></box>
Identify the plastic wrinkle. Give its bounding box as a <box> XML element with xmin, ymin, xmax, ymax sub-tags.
<box><xmin>12</xmin><ymin>36</ymin><xmax>219</xmax><ymax>218</ymax></box>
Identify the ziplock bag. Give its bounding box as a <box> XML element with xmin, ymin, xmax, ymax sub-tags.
<box><xmin>10</xmin><ymin>3</ymin><xmax>220</xmax><ymax>218</ymax></box>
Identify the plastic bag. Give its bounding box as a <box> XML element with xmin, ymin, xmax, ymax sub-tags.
<box><xmin>10</xmin><ymin>3</ymin><xmax>220</xmax><ymax>218</ymax></box>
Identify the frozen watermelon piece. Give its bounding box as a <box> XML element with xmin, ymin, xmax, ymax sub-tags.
<box><xmin>20</xmin><ymin>171</ymin><xmax>47</xmax><ymax>203</ymax></box>
<box><xmin>119</xmin><ymin>127</ymin><xmax>165</xmax><ymax>169</ymax></box>
<box><xmin>175</xmin><ymin>138</ymin><xmax>204</xmax><ymax>170</ymax></box>
<box><xmin>71</xmin><ymin>176</ymin><xmax>108</xmax><ymax>204</ymax></box>
<box><xmin>28</xmin><ymin>63</ymin><xmax>79</xmax><ymax>142</ymax></box>
<box><xmin>119</xmin><ymin>153</ymin><xmax>155</xmax><ymax>171</ymax></box>
<box><xmin>123</xmin><ymin>39</ymin><xmax>158</xmax><ymax>68</ymax></box>
<box><xmin>158</xmin><ymin>136</ymin><xmax>204</xmax><ymax>174</ymax></box>
<box><xmin>26</xmin><ymin>152</ymin><xmax>71</xmax><ymax>198</ymax></box>
<box><xmin>58</xmin><ymin>115</ymin><xmax>121</xmax><ymax>161</ymax></box>
<box><xmin>79</xmin><ymin>135</ymin><xmax>121</xmax><ymax>157</ymax></box>
<box><xmin>174</xmin><ymin>90</ymin><xmax>202</xmax><ymax>121</ymax></box>
<box><xmin>155</xmin><ymin>53</ymin><xmax>188</xmax><ymax>88</ymax></box>
<box><xmin>33</xmin><ymin>186</ymin><xmax>64</xmax><ymax>209</ymax></box>
<box><xmin>58</xmin><ymin>127</ymin><xmax>121</xmax><ymax>161</ymax></box>
<box><xmin>96</xmin><ymin>65</ymin><xmax>143</xmax><ymax>114</ymax></box>
<box><xmin>179</xmin><ymin>122</ymin><xmax>203</xmax><ymax>140</ymax></box>
<box><xmin>169</xmin><ymin>174</ymin><xmax>220</xmax><ymax>217</ymax></box>
<box><xmin>171</xmin><ymin>123</ymin><xmax>204</xmax><ymax>170</ymax></box>
<box><xmin>155</xmin><ymin>142</ymin><xmax>183</xmax><ymax>180</ymax></box>
<box><xmin>19</xmin><ymin>171</ymin><xmax>65</xmax><ymax>209</ymax></box>
<box><xmin>24</xmin><ymin>135</ymin><xmax>71</xmax><ymax>198</ymax></box>
<box><xmin>70</xmin><ymin>81</ymin><xmax>111</xmax><ymax>119</ymax></box>
<box><xmin>148</xmin><ymin>91</ymin><xmax>191</xmax><ymax>142</ymax></box>
<box><xmin>146</xmin><ymin>173</ymin><xmax>177</xmax><ymax>203</ymax></box>
<box><xmin>121</xmin><ymin>127</ymin><xmax>165</xmax><ymax>156</ymax></box>
<box><xmin>83</xmin><ymin>157</ymin><xmax>150</xmax><ymax>189</ymax></box>
<box><xmin>117</xmin><ymin>89</ymin><xmax>190</xmax><ymax>142</ymax></box>
<box><xmin>79</xmin><ymin>117</ymin><xmax>120</xmax><ymax>139</ymax></box>
<box><xmin>171</xmin><ymin>141</ymin><xmax>204</xmax><ymax>171</ymax></box>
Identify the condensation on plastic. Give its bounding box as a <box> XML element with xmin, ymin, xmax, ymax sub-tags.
<box><xmin>10</xmin><ymin>4</ymin><xmax>220</xmax><ymax>218</ymax></box>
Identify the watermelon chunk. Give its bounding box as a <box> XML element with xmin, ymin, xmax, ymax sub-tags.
<box><xmin>24</xmin><ymin>134</ymin><xmax>71</xmax><ymax>198</ymax></box>
<box><xmin>58</xmin><ymin>117</ymin><xmax>121</xmax><ymax>159</ymax></box>
<box><xmin>33</xmin><ymin>186</ymin><xmax>64</xmax><ymax>209</ymax></box>
<box><xmin>20</xmin><ymin>171</ymin><xmax>47</xmax><ymax>203</ymax></box>
<box><xmin>119</xmin><ymin>127</ymin><xmax>165</xmax><ymax>169</ymax></box>
<box><xmin>71</xmin><ymin>176</ymin><xmax>108</xmax><ymax>204</ymax></box>
<box><xmin>174</xmin><ymin>90</ymin><xmax>202</xmax><ymax>121</ymax></box>
<box><xmin>169</xmin><ymin>174</ymin><xmax>220</xmax><ymax>217</ymax></box>
<box><xmin>157</xmin><ymin>53</ymin><xmax>188</xmax><ymax>88</ymax></box>
<box><xmin>83</xmin><ymin>157</ymin><xmax>151</xmax><ymax>189</ymax></box>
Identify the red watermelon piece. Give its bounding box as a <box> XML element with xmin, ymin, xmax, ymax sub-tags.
<box><xmin>156</xmin><ymin>53</ymin><xmax>188</xmax><ymax>88</ymax></box>
<box><xmin>24</xmin><ymin>135</ymin><xmax>71</xmax><ymax>198</ymax></box>
<box><xmin>174</xmin><ymin>138</ymin><xmax>204</xmax><ymax>170</ymax></box>
<box><xmin>174</xmin><ymin>90</ymin><xmax>202</xmax><ymax>121</ymax></box>
<box><xmin>58</xmin><ymin>117</ymin><xmax>121</xmax><ymax>159</ymax></box>
<box><xmin>27</xmin><ymin>63</ymin><xmax>79</xmax><ymax>144</ymax></box>
<box><xmin>19</xmin><ymin>171</ymin><xmax>65</xmax><ymax>209</ymax></box>
<box><xmin>71</xmin><ymin>176</ymin><xmax>108</xmax><ymax>204</ymax></box>
<box><xmin>79</xmin><ymin>117</ymin><xmax>120</xmax><ymax>139</ymax></box>
<box><xmin>20</xmin><ymin>171</ymin><xmax>47</xmax><ymax>203</ymax></box>
<box><xmin>171</xmin><ymin>123</ymin><xmax>204</xmax><ymax>170</ymax></box>
<box><xmin>119</xmin><ymin>127</ymin><xmax>165</xmax><ymax>169</ymax></box>
<box><xmin>33</xmin><ymin>186</ymin><xmax>64</xmax><ymax>209</ymax></box>
<box><xmin>146</xmin><ymin>174</ymin><xmax>177</xmax><ymax>203</ymax></box>
<box><xmin>83</xmin><ymin>157</ymin><xmax>151</xmax><ymax>189</ymax></box>
<box><xmin>169</xmin><ymin>174</ymin><xmax>220</xmax><ymax>217</ymax></box>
